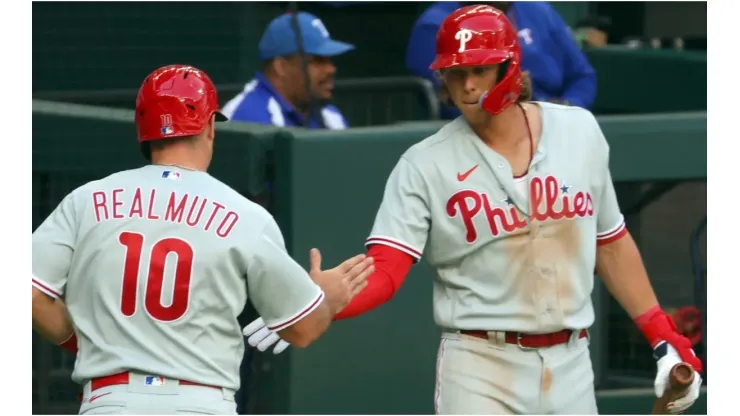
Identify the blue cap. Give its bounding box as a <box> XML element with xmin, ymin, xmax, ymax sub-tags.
<box><xmin>258</xmin><ymin>12</ymin><xmax>355</xmax><ymax>61</ymax></box>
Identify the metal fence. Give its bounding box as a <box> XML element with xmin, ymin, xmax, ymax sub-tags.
<box><xmin>601</xmin><ymin>181</ymin><xmax>707</xmax><ymax>388</ymax></box>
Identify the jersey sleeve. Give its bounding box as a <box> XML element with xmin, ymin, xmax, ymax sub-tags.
<box><xmin>245</xmin><ymin>216</ymin><xmax>325</xmax><ymax>331</ymax></box>
<box><xmin>32</xmin><ymin>192</ymin><xmax>79</xmax><ymax>298</ymax></box>
<box><xmin>591</xmin><ymin>116</ymin><xmax>628</xmax><ymax>246</ymax></box>
<box><xmin>366</xmin><ymin>156</ymin><xmax>431</xmax><ymax>261</ymax></box>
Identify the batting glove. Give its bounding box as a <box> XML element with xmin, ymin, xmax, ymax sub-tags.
<box><xmin>242</xmin><ymin>317</ymin><xmax>291</xmax><ymax>354</ymax></box>
<box><xmin>653</xmin><ymin>342</ymin><xmax>702</xmax><ymax>414</ymax></box>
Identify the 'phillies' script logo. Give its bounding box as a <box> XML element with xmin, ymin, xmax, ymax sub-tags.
<box><xmin>446</xmin><ymin>175</ymin><xmax>594</xmax><ymax>243</ymax></box>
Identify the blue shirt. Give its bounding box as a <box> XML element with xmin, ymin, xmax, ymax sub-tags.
<box><xmin>221</xmin><ymin>72</ymin><xmax>349</xmax><ymax>129</ymax></box>
<box><xmin>406</xmin><ymin>2</ymin><xmax>597</xmax><ymax>118</ymax></box>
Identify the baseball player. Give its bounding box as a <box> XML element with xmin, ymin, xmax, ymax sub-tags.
<box><xmin>30</xmin><ymin>64</ymin><xmax>374</xmax><ymax>415</ymax></box>
<box><xmin>244</xmin><ymin>6</ymin><xmax>703</xmax><ymax>415</ymax></box>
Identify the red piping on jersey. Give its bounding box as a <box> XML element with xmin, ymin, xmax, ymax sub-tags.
<box><xmin>269</xmin><ymin>292</ymin><xmax>325</xmax><ymax>331</ymax></box>
<box><xmin>596</xmin><ymin>221</ymin><xmax>628</xmax><ymax>246</ymax></box>
<box><xmin>365</xmin><ymin>236</ymin><xmax>422</xmax><ymax>259</ymax></box>
<box><xmin>32</xmin><ymin>278</ymin><xmax>61</xmax><ymax>298</ymax></box>
<box><xmin>333</xmin><ymin>244</ymin><xmax>414</xmax><ymax>321</ymax></box>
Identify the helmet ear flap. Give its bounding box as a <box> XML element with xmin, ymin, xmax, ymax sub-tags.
<box><xmin>480</xmin><ymin>57</ymin><xmax>522</xmax><ymax>115</ymax></box>
<box><xmin>497</xmin><ymin>60</ymin><xmax>510</xmax><ymax>84</ymax></box>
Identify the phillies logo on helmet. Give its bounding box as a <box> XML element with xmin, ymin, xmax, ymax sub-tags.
<box><xmin>455</xmin><ymin>29</ymin><xmax>474</xmax><ymax>52</ymax></box>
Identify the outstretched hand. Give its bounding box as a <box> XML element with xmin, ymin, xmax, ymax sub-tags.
<box><xmin>308</xmin><ymin>248</ymin><xmax>373</xmax><ymax>315</ymax></box>
<box><xmin>241</xmin><ymin>249</ymin><xmax>374</xmax><ymax>355</ymax></box>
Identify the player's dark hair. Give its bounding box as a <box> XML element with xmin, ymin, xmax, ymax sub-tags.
<box><xmin>259</xmin><ymin>54</ymin><xmax>300</xmax><ymax>74</ymax></box>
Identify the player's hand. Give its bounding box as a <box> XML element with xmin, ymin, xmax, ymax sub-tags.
<box><xmin>308</xmin><ymin>248</ymin><xmax>374</xmax><ymax>315</ymax></box>
<box><xmin>242</xmin><ymin>317</ymin><xmax>291</xmax><ymax>354</ymax></box>
<box><xmin>653</xmin><ymin>342</ymin><xmax>703</xmax><ymax>413</ymax></box>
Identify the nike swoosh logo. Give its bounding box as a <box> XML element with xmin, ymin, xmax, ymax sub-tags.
<box><xmin>89</xmin><ymin>392</ymin><xmax>112</xmax><ymax>403</ymax></box>
<box><xmin>457</xmin><ymin>165</ymin><xmax>479</xmax><ymax>182</ymax></box>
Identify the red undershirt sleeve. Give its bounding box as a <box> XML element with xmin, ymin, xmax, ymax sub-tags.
<box><xmin>333</xmin><ymin>244</ymin><xmax>414</xmax><ymax>320</ymax></box>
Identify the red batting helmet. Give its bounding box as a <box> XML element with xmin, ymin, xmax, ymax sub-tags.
<box><xmin>135</xmin><ymin>64</ymin><xmax>227</xmax><ymax>143</ymax></box>
<box><xmin>429</xmin><ymin>5</ymin><xmax>522</xmax><ymax>115</ymax></box>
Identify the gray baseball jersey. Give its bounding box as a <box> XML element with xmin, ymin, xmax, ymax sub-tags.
<box><xmin>32</xmin><ymin>165</ymin><xmax>324</xmax><ymax>390</ymax></box>
<box><xmin>366</xmin><ymin>103</ymin><xmax>626</xmax><ymax>333</ymax></box>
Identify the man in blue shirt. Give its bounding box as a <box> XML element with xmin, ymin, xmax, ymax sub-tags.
<box><xmin>406</xmin><ymin>1</ymin><xmax>597</xmax><ymax>119</ymax></box>
<box><xmin>222</xmin><ymin>12</ymin><xmax>354</xmax><ymax>129</ymax></box>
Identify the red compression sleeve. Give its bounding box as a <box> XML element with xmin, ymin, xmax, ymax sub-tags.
<box><xmin>333</xmin><ymin>244</ymin><xmax>414</xmax><ymax>321</ymax></box>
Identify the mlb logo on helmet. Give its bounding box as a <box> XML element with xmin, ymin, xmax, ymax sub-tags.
<box><xmin>160</xmin><ymin>114</ymin><xmax>174</xmax><ymax>135</ymax></box>
<box><xmin>145</xmin><ymin>376</ymin><xmax>165</xmax><ymax>386</ymax></box>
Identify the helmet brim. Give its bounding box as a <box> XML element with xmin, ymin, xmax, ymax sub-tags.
<box><xmin>429</xmin><ymin>49</ymin><xmax>512</xmax><ymax>70</ymax></box>
<box><xmin>214</xmin><ymin>111</ymin><xmax>228</xmax><ymax>122</ymax></box>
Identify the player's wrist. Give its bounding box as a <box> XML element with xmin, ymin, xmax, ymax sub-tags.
<box><xmin>323</xmin><ymin>297</ymin><xmax>341</xmax><ymax>317</ymax></box>
<box><xmin>634</xmin><ymin>306</ymin><xmax>704</xmax><ymax>372</ymax></box>
<box><xmin>633</xmin><ymin>305</ymin><xmax>670</xmax><ymax>347</ymax></box>
<box><xmin>59</xmin><ymin>332</ymin><xmax>78</xmax><ymax>355</ymax></box>
<box><xmin>314</xmin><ymin>283</ymin><xmax>341</xmax><ymax>316</ymax></box>
<box><xmin>313</xmin><ymin>273</ymin><xmax>352</xmax><ymax>317</ymax></box>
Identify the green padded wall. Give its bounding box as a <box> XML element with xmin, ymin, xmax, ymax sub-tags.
<box><xmin>585</xmin><ymin>48</ymin><xmax>707</xmax><ymax>114</ymax></box>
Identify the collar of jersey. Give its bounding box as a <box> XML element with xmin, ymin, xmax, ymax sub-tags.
<box><xmin>150</xmin><ymin>163</ymin><xmax>200</xmax><ymax>172</ymax></box>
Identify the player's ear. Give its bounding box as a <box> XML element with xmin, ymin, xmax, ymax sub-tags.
<box><xmin>273</xmin><ymin>57</ymin><xmax>288</xmax><ymax>78</ymax></box>
<box><xmin>204</xmin><ymin>115</ymin><xmax>216</xmax><ymax>142</ymax></box>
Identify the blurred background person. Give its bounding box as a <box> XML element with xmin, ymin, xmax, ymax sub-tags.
<box><xmin>222</xmin><ymin>11</ymin><xmax>354</xmax><ymax>129</ymax></box>
<box><xmin>220</xmin><ymin>12</ymin><xmax>356</xmax><ymax>409</ymax></box>
<box><xmin>406</xmin><ymin>1</ymin><xmax>597</xmax><ymax>119</ymax></box>
<box><xmin>573</xmin><ymin>14</ymin><xmax>612</xmax><ymax>48</ymax></box>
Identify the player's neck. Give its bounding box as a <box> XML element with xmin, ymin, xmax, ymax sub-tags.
<box><xmin>151</xmin><ymin>150</ymin><xmax>208</xmax><ymax>172</ymax></box>
<box><xmin>471</xmin><ymin>104</ymin><xmax>527</xmax><ymax>148</ymax></box>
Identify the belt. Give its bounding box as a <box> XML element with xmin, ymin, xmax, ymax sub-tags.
<box><xmin>90</xmin><ymin>371</ymin><xmax>220</xmax><ymax>392</ymax></box>
<box><xmin>459</xmin><ymin>329</ymin><xmax>588</xmax><ymax>349</ymax></box>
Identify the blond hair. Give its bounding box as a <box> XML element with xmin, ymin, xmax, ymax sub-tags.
<box><xmin>518</xmin><ymin>71</ymin><xmax>533</xmax><ymax>102</ymax></box>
